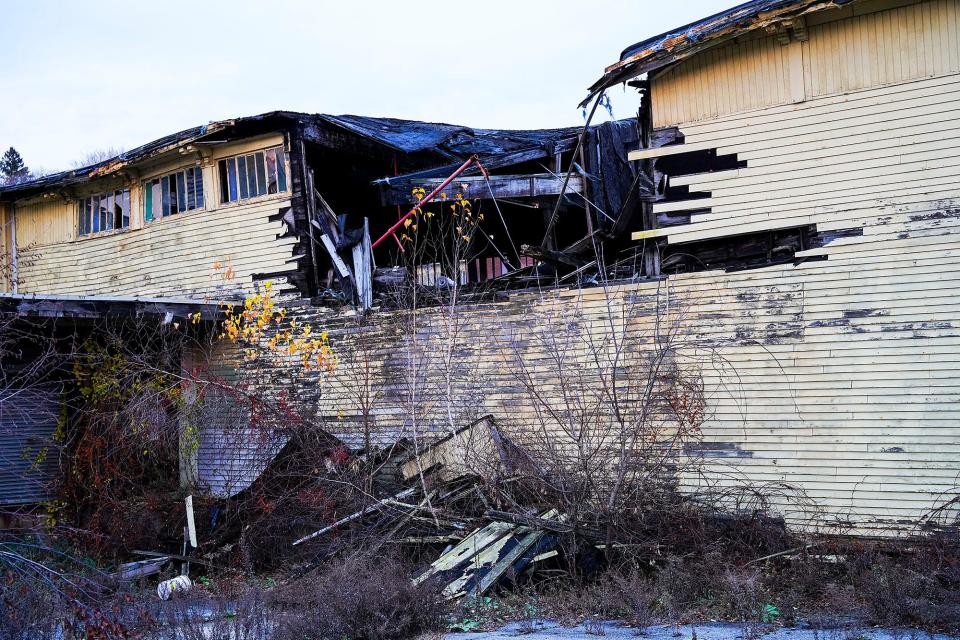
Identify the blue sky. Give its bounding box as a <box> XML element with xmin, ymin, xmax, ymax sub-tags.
<box><xmin>0</xmin><ymin>0</ymin><xmax>730</xmax><ymax>172</ymax></box>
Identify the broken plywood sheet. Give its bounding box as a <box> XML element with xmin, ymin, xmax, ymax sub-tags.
<box><xmin>401</xmin><ymin>415</ymin><xmax>507</xmax><ymax>483</ymax></box>
<box><xmin>415</xmin><ymin>510</ymin><xmax>559</xmax><ymax>599</ymax></box>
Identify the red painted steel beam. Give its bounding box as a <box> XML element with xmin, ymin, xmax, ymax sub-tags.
<box><xmin>372</xmin><ymin>155</ymin><xmax>479</xmax><ymax>249</ymax></box>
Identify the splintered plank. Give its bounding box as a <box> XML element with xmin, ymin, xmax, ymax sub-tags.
<box><xmin>412</xmin><ymin>521</ymin><xmax>517</xmax><ymax>588</ymax></box>
<box><xmin>416</xmin><ymin>510</ymin><xmax>561</xmax><ymax>599</ymax></box>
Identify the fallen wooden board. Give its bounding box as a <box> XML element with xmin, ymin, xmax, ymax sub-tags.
<box><xmin>415</xmin><ymin>510</ymin><xmax>561</xmax><ymax>599</ymax></box>
<box><xmin>401</xmin><ymin>415</ymin><xmax>507</xmax><ymax>483</ymax></box>
<box><xmin>412</xmin><ymin>521</ymin><xmax>516</xmax><ymax>588</ymax></box>
<box><xmin>293</xmin><ymin>486</ymin><xmax>418</xmax><ymax>546</ymax></box>
<box><xmin>115</xmin><ymin>557</ymin><xmax>170</xmax><ymax>581</ymax></box>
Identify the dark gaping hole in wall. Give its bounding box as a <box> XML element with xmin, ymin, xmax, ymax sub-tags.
<box><xmin>657</xmin><ymin>149</ymin><xmax>746</xmax><ymax>177</ymax></box>
<box><xmin>653</xmin><ymin>148</ymin><xmax>746</xmax><ymax>203</ymax></box>
<box><xmin>301</xmin><ymin>142</ymin><xmax>591</xmax><ymax>293</ymax></box>
<box><xmin>659</xmin><ymin>224</ymin><xmax>826</xmax><ymax>274</ymax></box>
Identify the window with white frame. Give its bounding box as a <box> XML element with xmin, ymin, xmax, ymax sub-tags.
<box><xmin>77</xmin><ymin>189</ymin><xmax>130</xmax><ymax>236</ymax></box>
<box><xmin>144</xmin><ymin>166</ymin><xmax>204</xmax><ymax>221</ymax></box>
<box><xmin>217</xmin><ymin>146</ymin><xmax>287</xmax><ymax>204</ymax></box>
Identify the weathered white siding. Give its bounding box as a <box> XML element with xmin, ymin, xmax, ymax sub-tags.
<box><xmin>628</xmin><ymin>1</ymin><xmax>960</xmax><ymax>533</ymax></box>
<box><xmin>15</xmin><ymin>198</ymin><xmax>296</xmax><ymax>298</ymax></box>
<box><xmin>652</xmin><ymin>0</ymin><xmax>960</xmax><ymax>127</ymax></box>
<box><xmin>187</xmin><ymin>72</ymin><xmax>960</xmax><ymax>527</ymax></box>
<box><xmin>184</xmin><ymin>341</ymin><xmax>289</xmax><ymax>497</ymax></box>
<box><xmin>197</xmin><ymin>242</ymin><xmax>958</xmax><ymax>534</ymax></box>
<box><xmin>8</xmin><ymin>134</ymin><xmax>295</xmax><ymax>298</ymax></box>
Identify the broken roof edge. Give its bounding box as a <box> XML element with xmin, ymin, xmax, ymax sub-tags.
<box><xmin>0</xmin><ymin>110</ymin><xmax>310</xmax><ymax>200</ymax></box>
<box><xmin>2</xmin><ymin>111</ymin><xmax>589</xmax><ymax>200</ymax></box>
<box><xmin>0</xmin><ymin>292</ymin><xmax>232</xmax><ymax>321</ymax></box>
<box><xmin>580</xmin><ymin>0</ymin><xmax>859</xmax><ymax>107</ymax></box>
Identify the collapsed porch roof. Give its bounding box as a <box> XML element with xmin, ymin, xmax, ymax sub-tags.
<box><xmin>0</xmin><ymin>293</ymin><xmax>226</xmax><ymax>322</ymax></box>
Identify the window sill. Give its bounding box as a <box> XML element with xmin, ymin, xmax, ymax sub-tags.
<box><xmin>73</xmin><ymin>227</ymin><xmax>132</xmax><ymax>242</ymax></box>
<box><xmin>219</xmin><ymin>191</ymin><xmax>290</xmax><ymax>209</ymax></box>
<box><xmin>145</xmin><ymin>206</ymin><xmax>208</xmax><ymax>226</ymax></box>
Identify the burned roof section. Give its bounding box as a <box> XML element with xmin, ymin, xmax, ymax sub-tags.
<box><xmin>317</xmin><ymin>114</ymin><xmax>581</xmax><ymax>158</ymax></box>
<box><xmin>0</xmin><ymin>110</ymin><xmax>311</xmax><ymax>200</ymax></box>
<box><xmin>583</xmin><ymin>0</ymin><xmax>858</xmax><ymax>104</ymax></box>
<box><xmin>0</xmin><ymin>110</ymin><xmax>587</xmax><ymax>201</ymax></box>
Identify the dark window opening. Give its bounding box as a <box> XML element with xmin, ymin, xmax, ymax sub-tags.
<box><xmin>218</xmin><ymin>146</ymin><xmax>287</xmax><ymax>204</ymax></box>
<box><xmin>145</xmin><ymin>167</ymin><xmax>204</xmax><ymax>221</ymax></box>
<box><xmin>77</xmin><ymin>188</ymin><xmax>130</xmax><ymax>237</ymax></box>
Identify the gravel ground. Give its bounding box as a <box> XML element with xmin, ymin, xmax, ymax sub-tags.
<box><xmin>446</xmin><ymin>621</ymin><xmax>959</xmax><ymax>640</ymax></box>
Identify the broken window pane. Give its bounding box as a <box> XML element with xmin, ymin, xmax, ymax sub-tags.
<box><xmin>255</xmin><ymin>152</ymin><xmax>266</xmax><ymax>195</ymax></box>
<box><xmin>246</xmin><ymin>154</ymin><xmax>257</xmax><ymax>198</ymax></box>
<box><xmin>152</xmin><ymin>181</ymin><xmax>162</xmax><ymax>219</ymax></box>
<box><xmin>218</xmin><ymin>160</ymin><xmax>229</xmax><ymax>204</ymax></box>
<box><xmin>227</xmin><ymin>158</ymin><xmax>238</xmax><ymax>203</ymax></box>
<box><xmin>78</xmin><ymin>198</ymin><xmax>88</xmax><ymax>236</ymax></box>
<box><xmin>161</xmin><ymin>176</ymin><xmax>170</xmax><ymax>218</ymax></box>
<box><xmin>121</xmin><ymin>190</ymin><xmax>130</xmax><ymax>228</ymax></box>
<box><xmin>106</xmin><ymin>193</ymin><xmax>116</xmax><ymax>231</ymax></box>
<box><xmin>186</xmin><ymin>169</ymin><xmax>196</xmax><ymax>210</ymax></box>
<box><xmin>194</xmin><ymin>167</ymin><xmax>204</xmax><ymax>209</ymax></box>
<box><xmin>265</xmin><ymin>149</ymin><xmax>278</xmax><ymax>194</ymax></box>
<box><xmin>169</xmin><ymin>174</ymin><xmax>180</xmax><ymax>215</ymax></box>
<box><xmin>237</xmin><ymin>156</ymin><xmax>249</xmax><ymax>200</ymax></box>
<box><xmin>175</xmin><ymin>172</ymin><xmax>185</xmax><ymax>213</ymax></box>
<box><xmin>276</xmin><ymin>150</ymin><xmax>287</xmax><ymax>193</ymax></box>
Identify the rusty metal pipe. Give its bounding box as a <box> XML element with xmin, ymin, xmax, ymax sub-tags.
<box><xmin>372</xmin><ymin>155</ymin><xmax>478</xmax><ymax>249</ymax></box>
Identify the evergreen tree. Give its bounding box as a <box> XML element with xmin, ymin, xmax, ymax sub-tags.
<box><xmin>0</xmin><ymin>147</ymin><xmax>30</xmax><ymax>185</ymax></box>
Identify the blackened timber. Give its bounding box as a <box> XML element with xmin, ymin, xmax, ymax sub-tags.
<box><xmin>378</xmin><ymin>142</ymin><xmax>578</xmax><ymax>183</ymax></box>
<box><xmin>0</xmin><ymin>293</ymin><xmax>225</xmax><ymax>322</ymax></box>
<box><xmin>520</xmin><ymin>244</ymin><xmax>588</xmax><ymax>269</ymax></box>
<box><xmin>288</xmin><ymin>131</ymin><xmax>317</xmax><ymax>296</ymax></box>
<box><xmin>380</xmin><ymin>173</ymin><xmax>586</xmax><ymax>206</ymax></box>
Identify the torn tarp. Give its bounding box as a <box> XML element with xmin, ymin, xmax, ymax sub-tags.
<box><xmin>582</xmin><ymin>119</ymin><xmax>653</xmax><ymax>236</ymax></box>
<box><xmin>317</xmin><ymin>114</ymin><xmax>582</xmax><ymax>158</ymax></box>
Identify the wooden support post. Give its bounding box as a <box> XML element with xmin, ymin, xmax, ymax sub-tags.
<box><xmin>352</xmin><ymin>218</ymin><xmax>373</xmax><ymax>311</ymax></box>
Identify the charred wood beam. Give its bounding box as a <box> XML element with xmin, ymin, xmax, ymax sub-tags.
<box><xmin>380</xmin><ymin>173</ymin><xmax>585</xmax><ymax>206</ymax></box>
<box><xmin>377</xmin><ymin>140</ymin><xmax>578</xmax><ymax>184</ymax></box>
<box><xmin>560</xmin><ymin>230</ymin><xmax>612</xmax><ymax>256</ymax></box>
<box><xmin>520</xmin><ymin>244</ymin><xmax>588</xmax><ymax>269</ymax></box>
<box><xmin>0</xmin><ymin>295</ymin><xmax>226</xmax><ymax>322</ymax></box>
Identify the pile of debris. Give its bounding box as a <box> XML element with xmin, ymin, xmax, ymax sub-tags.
<box><xmin>115</xmin><ymin>414</ymin><xmax>589</xmax><ymax>602</ymax></box>
<box><xmin>288</xmin><ymin>415</ymin><xmax>568</xmax><ymax>600</ymax></box>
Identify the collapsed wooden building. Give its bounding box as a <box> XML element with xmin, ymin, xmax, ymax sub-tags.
<box><xmin>1</xmin><ymin>0</ymin><xmax>959</xmax><ymax>537</ymax></box>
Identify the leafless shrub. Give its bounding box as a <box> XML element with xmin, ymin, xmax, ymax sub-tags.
<box><xmin>151</xmin><ymin>582</ymin><xmax>274</xmax><ymax>640</ymax></box>
<box><xmin>585</xmin><ymin>616</ymin><xmax>607</xmax><ymax>635</ymax></box>
<box><xmin>612</xmin><ymin>571</ymin><xmax>658</xmax><ymax>631</ymax></box>
<box><xmin>0</xmin><ymin>572</ymin><xmax>60</xmax><ymax>639</ymax></box>
<box><xmin>844</xmin><ymin>547</ymin><xmax>960</xmax><ymax>631</ymax></box>
<box><xmin>0</xmin><ymin>529</ymin><xmax>154</xmax><ymax>639</ymax></box>
<box><xmin>270</xmin><ymin>552</ymin><xmax>449</xmax><ymax>640</ymax></box>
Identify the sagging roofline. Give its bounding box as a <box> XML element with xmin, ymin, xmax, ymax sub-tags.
<box><xmin>0</xmin><ymin>111</ymin><xmax>587</xmax><ymax>203</ymax></box>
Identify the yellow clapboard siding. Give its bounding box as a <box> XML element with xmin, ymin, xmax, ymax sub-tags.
<box><xmin>16</xmin><ymin>198</ymin><xmax>295</xmax><ymax>297</ymax></box>
<box><xmin>652</xmin><ymin>0</ymin><xmax>960</xmax><ymax>127</ymax></box>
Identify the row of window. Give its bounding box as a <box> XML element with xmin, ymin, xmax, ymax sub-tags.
<box><xmin>77</xmin><ymin>146</ymin><xmax>287</xmax><ymax>237</ymax></box>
